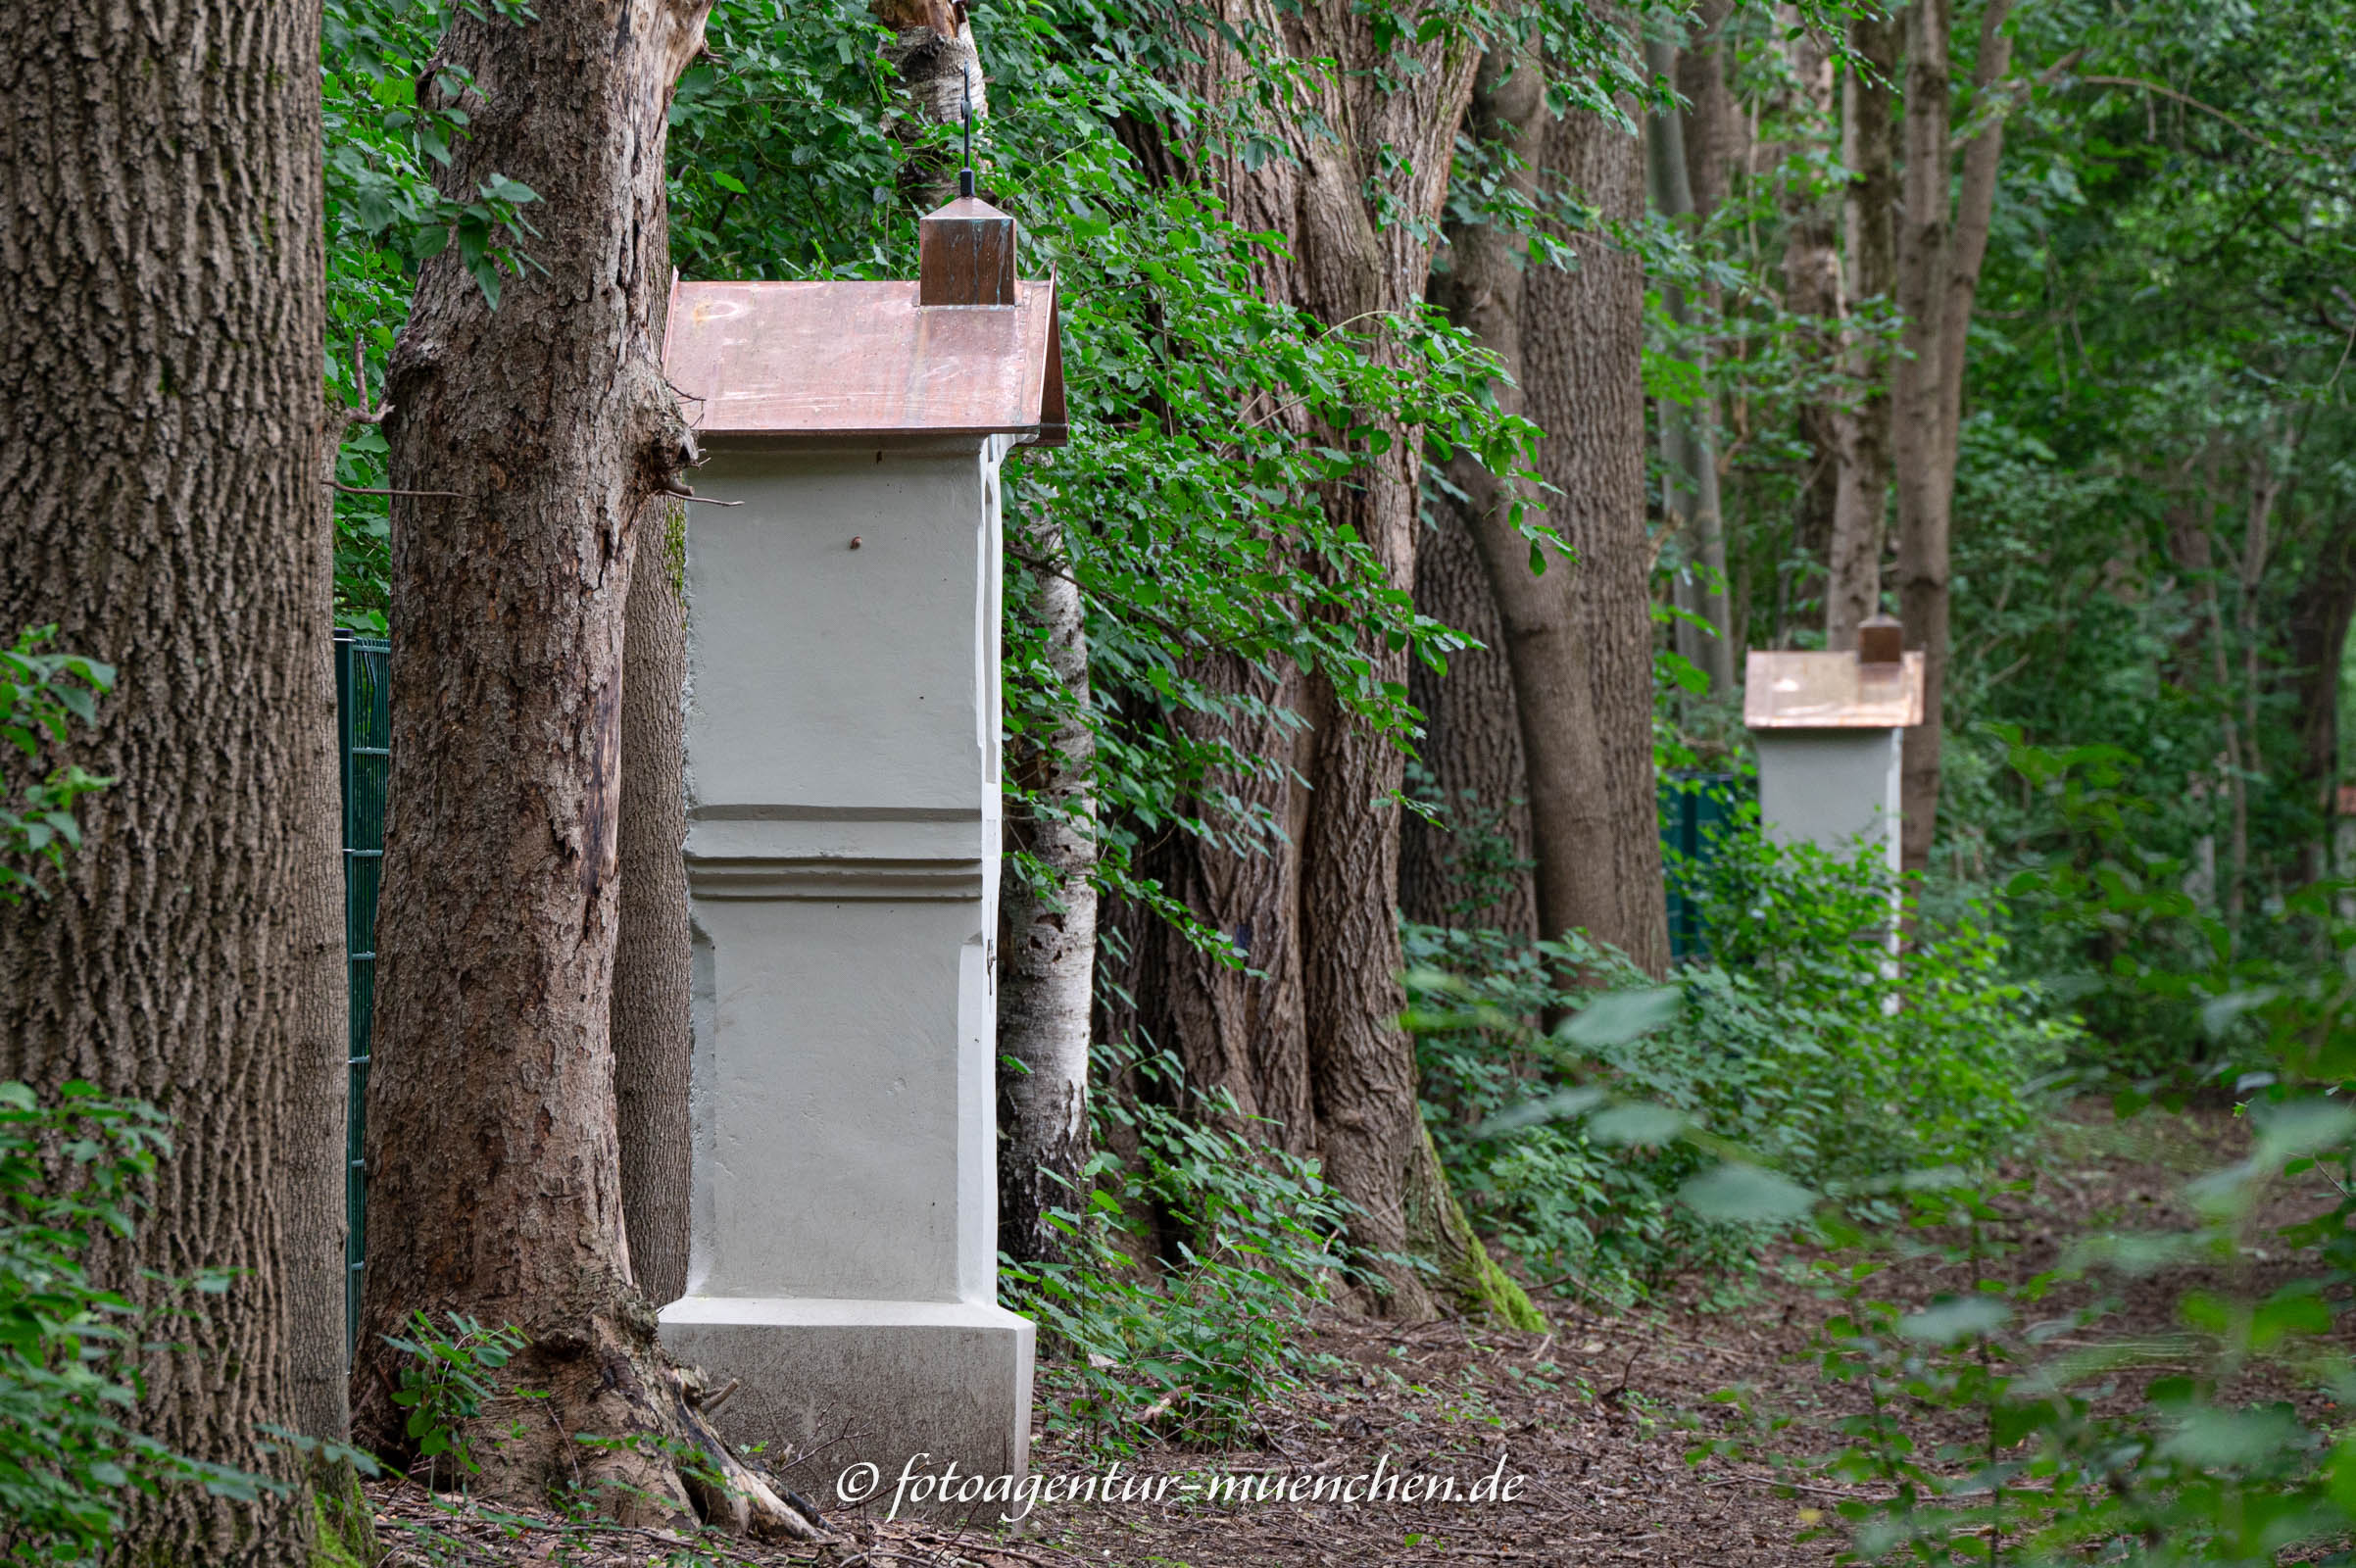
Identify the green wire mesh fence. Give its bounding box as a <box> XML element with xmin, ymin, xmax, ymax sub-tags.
<box><xmin>334</xmin><ymin>632</ymin><xmax>389</xmax><ymax>1349</ymax></box>
<box><xmin>1660</xmin><ymin>771</ymin><xmax>1743</xmax><ymax>963</ymax></box>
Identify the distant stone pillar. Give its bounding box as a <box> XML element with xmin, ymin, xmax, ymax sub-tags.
<box><xmin>655</xmin><ymin>196</ymin><xmax>1065</xmax><ymax>1495</ymax></box>
<box><xmin>1744</xmin><ymin>616</ymin><xmax>1924</xmax><ymax>932</ymax></box>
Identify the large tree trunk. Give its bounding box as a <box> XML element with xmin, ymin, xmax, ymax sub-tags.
<box><xmin>1827</xmin><ymin>7</ymin><xmax>1899</xmax><ymax>648</ymax></box>
<box><xmin>1132</xmin><ymin>5</ymin><xmax>1499</xmax><ymax>1321</ymax></box>
<box><xmin>1892</xmin><ymin>0</ymin><xmax>2012</xmax><ymax>869</ymax></box>
<box><xmin>1401</xmin><ymin>505</ymin><xmax>1539</xmax><ymax>939</ymax></box>
<box><xmin>1426</xmin><ymin>45</ymin><xmax>1602</xmax><ymax>960</ymax></box>
<box><xmin>356</xmin><ymin>5</ymin><xmax>813</xmax><ymax>1537</ymax></box>
<box><xmin>0</xmin><ymin>3</ymin><xmax>330</xmax><ymax>1558</ymax></box>
<box><xmin>613</xmin><ymin>499</ymin><xmax>691</xmax><ymax>1308</ymax></box>
<box><xmin>1521</xmin><ymin>85</ymin><xmax>1673</xmax><ymax>976</ymax></box>
<box><xmin>1644</xmin><ymin>33</ymin><xmax>1735</xmax><ymax>695</ymax></box>
<box><xmin>998</xmin><ymin>507</ymin><xmax>1101</xmax><ymax>1267</ymax></box>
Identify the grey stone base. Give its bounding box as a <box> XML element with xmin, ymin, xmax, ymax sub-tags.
<box><xmin>659</xmin><ymin>1297</ymin><xmax>1034</xmax><ymax>1519</ymax></box>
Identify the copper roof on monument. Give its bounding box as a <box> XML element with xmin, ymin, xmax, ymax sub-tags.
<box><xmin>1743</xmin><ymin>650</ymin><xmax>1927</xmax><ymax>729</ymax></box>
<box><xmin>663</xmin><ymin>277</ymin><xmax>1066</xmax><ymax>446</ymax></box>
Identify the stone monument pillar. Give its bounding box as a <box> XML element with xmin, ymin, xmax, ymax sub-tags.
<box><xmin>1743</xmin><ymin>616</ymin><xmax>1925</xmax><ymax>918</ymax></box>
<box><xmin>654</xmin><ymin>195</ymin><xmax>1064</xmax><ymax>1490</ymax></box>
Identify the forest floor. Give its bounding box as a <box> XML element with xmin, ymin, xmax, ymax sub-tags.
<box><xmin>368</xmin><ymin>1102</ymin><xmax>2336</xmax><ymax>1567</ymax></box>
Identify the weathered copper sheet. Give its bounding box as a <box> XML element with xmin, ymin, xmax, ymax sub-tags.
<box><xmin>1744</xmin><ymin>650</ymin><xmax>1926</xmax><ymax>729</ymax></box>
<box><xmin>663</xmin><ymin>278</ymin><xmax>1065</xmax><ymax>445</ymax></box>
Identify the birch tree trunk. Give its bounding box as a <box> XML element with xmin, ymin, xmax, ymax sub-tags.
<box><xmin>1892</xmin><ymin>0</ymin><xmax>2012</xmax><ymax>868</ymax></box>
<box><xmin>614</xmin><ymin>499</ymin><xmax>691</xmax><ymax>1308</ymax></box>
<box><xmin>1521</xmin><ymin>79</ymin><xmax>1674</xmax><ymax>976</ymax></box>
<box><xmin>356</xmin><ymin>6</ymin><xmax>819</xmax><ymax>1537</ymax></box>
<box><xmin>1827</xmin><ymin>8</ymin><xmax>1899</xmax><ymax>648</ymax></box>
<box><xmin>0</xmin><ymin>2</ymin><xmax>331</xmax><ymax>1557</ymax></box>
<box><xmin>998</xmin><ymin>511</ymin><xmax>1100</xmax><ymax>1266</ymax></box>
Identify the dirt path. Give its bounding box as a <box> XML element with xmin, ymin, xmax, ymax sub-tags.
<box><xmin>368</xmin><ymin>1103</ymin><xmax>2335</xmax><ymax>1567</ymax></box>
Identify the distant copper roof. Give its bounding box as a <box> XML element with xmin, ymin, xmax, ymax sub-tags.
<box><xmin>1744</xmin><ymin>650</ymin><xmax>1926</xmax><ymax>729</ymax></box>
<box><xmin>663</xmin><ymin>277</ymin><xmax>1066</xmax><ymax>446</ymax></box>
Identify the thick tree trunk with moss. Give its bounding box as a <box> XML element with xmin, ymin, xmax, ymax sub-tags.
<box><xmin>1131</xmin><ymin>7</ymin><xmax>1533</xmax><ymax>1324</ymax></box>
<box><xmin>0</xmin><ymin>2</ymin><xmax>331</xmax><ymax>1558</ymax></box>
<box><xmin>1521</xmin><ymin>90</ymin><xmax>1673</xmax><ymax>975</ymax></box>
<box><xmin>356</xmin><ymin>5</ymin><xmax>816</xmax><ymax>1539</ymax></box>
<box><xmin>614</xmin><ymin>499</ymin><xmax>691</xmax><ymax>1308</ymax></box>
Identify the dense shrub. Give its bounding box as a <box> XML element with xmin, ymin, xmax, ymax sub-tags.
<box><xmin>1000</xmin><ymin>1046</ymin><xmax>1371</xmax><ymax>1453</ymax></box>
<box><xmin>1411</xmin><ymin>821</ymin><xmax>2076</xmax><ymax>1299</ymax></box>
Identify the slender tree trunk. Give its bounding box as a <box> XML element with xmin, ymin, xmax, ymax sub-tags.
<box><xmin>0</xmin><ymin>3</ymin><xmax>329</xmax><ymax>1558</ymax></box>
<box><xmin>1675</xmin><ymin>0</ymin><xmax>1746</xmax><ymax>218</ymax></box>
<box><xmin>1779</xmin><ymin>10</ymin><xmax>1847</xmax><ymax>603</ymax></box>
<box><xmin>1828</xmin><ymin>8</ymin><xmax>1899</xmax><ymax>648</ymax></box>
<box><xmin>289</xmin><ymin>435</ymin><xmax>361</xmax><ymax>1457</ymax></box>
<box><xmin>1521</xmin><ymin>82</ymin><xmax>1673</xmax><ymax>976</ymax></box>
<box><xmin>1893</xmin><ymin>0</ymin><xmax>2012</xmax><ymax>869</ymax></box>
<box><xmin>1411</xmin><ymin>46</ymin><xmax>1546</xmax><ymax>943</ymax></box>
<box><xmin>2287</xmin><ymin>513</ymin><xmax>2356</xmax><ymax>883</ymax></box>
<box><xmin>614</xmin><ymin>499</ymin><xmax>691</xmax><ymax>1308</ymax></box>
<box><xmin>1645</xmin><ymin>34</ymin><xmax>1735</xmax><ymax>694</ymax></box>
<box><xmin>357</xmin><ymin>6</ymin><xmax>816</xmax><ymax>1538</ymax></box>
<box><xmin>998</xmin><ymin>507</ymin><xmax>1100</xmax><ymax>1267</ymax></box>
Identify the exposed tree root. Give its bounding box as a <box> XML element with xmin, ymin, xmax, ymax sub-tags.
<box><xmin>360</xmin><ymin>1299</ymin><xmax>830</xmax><ymax>1545</ymax></box>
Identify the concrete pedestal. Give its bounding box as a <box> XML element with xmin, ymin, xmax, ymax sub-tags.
<box><xmin>659</xmin><ymin>439</ymin><xmax>1032</xmax><ymax>1489</ymax></box>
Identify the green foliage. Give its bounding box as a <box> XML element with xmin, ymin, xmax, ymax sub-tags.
<box><xmin>0</xmin><ymin>1083</ymin><xmax>277</xmax><ymax>1561</ymax></box>
<box><xmin>1701</xmin><ymin>754</ymin><xmax>2356</xmax><ymax>1564</ymax></box>
<box><xmin>0</xmin><ymin>627</ymin><xmax>113</xmax><ymax>906</ymax></box>
<box><xmin>1410</xmin><ymin>823</ymin><xmax>2073</xmax><ymax>1300</ymax></box>
<box><xmin>380</xmin><ymin>1311</ymin><xmax>527</xmax><ymax>1488</ymax></box>
<box><xmin>1001</xmin><ymin>1048</ymin><xmax>1373</xmax><ymax>1453</ymax></box>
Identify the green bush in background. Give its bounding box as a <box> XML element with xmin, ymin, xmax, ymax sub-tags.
<box><xmin>1410</xmin><ymin>821</ymin><xmax>2076</xmax><ymax>1301</ymax></box>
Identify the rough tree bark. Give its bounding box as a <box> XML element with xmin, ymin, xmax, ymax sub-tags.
<box><xmin>1521</xmin><ymin>80</ymin><xmax>1674</xmax><ymax>976</ymax></box>
<box><xmin>1426</xmin><ymin>45</ymin><xmax>1614</xmax><ymax>962</ymax></box>
<box><xmin>1892</xmin><ymin>0</ymin><xmax>2012</xmax><ymax>869</ymax></box>
<box><xmin>1644</xmin><ymin>33</ymin><xmax>1736</xmax><ymax>695</ymax></box>
<box><xmin>1130</xmin><ymin>5</ymin><xmax>1537</xmax><ymax>1323</ymax></box>
<box><xmin>356</xmin><ymin>4</ymin><xmax>817</xmax><ymax>1538</ymax></box>
<box><xmin>1400</xmin><ymin>507</ymin><xmax>1539</xmax><ymax>939</ymax></box>
<box><xmin>1827</xmin><ymin>7</ymin><xmax>1899</xmax><ymax>648</ymax></box>
<box><xmin>1675</xmin><ymin>0</ymin><xmax>1747</xmax><ymax>217</ymax></box>
<box><xmin>0</xmin><ymin>2</ymin><xmax>331</xmax><ymax>1559</ymax></box>
<box><xmin>998</xmin><ymin>507</ymin><xmax>1101</xmax><ymax>1267</ymax></box>
<box><xmin>614</xmin><ymin>498</ymin><xmax>691</xmax><ymax>1309</ymax></box>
